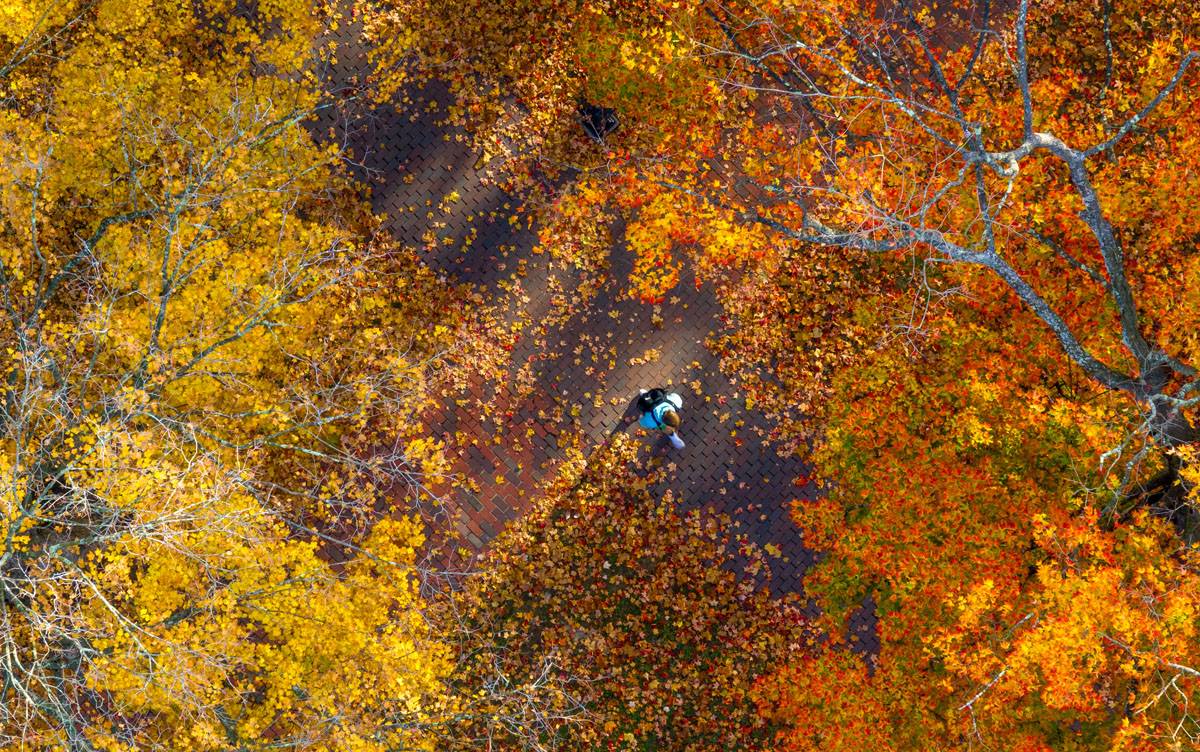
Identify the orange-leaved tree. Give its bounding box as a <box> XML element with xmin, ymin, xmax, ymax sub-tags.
<box><xmin>664</xmin><ymin>0</ymin><xmax>1200</xmax><ymax>451</ymax></box>
<box><xmin>757</xmin><ymin>294</ymin><xmax>1199</xmax><ymax>749</ymax></box>
<box><xmin>688</xmin><ymin>1</ymin><xmax>1200</xmax><ymax>748</ymax></box>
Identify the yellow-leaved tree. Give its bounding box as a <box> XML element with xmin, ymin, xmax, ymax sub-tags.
<box><xmin>0</xmin><ymin>1</ymin><xmax>467</xmax><ymax>749</ymax></box>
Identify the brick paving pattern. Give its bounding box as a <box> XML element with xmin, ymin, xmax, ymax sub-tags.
<box><xmin>315</xmin><ymin>14</ymin><xmax>879</xmax><ymax>654</ymax></box>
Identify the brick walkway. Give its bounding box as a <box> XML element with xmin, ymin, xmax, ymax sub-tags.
<box><xmin>315</xmin><ymin>17</ymin><xmax>821</xmax><ymax>600</ymax></box>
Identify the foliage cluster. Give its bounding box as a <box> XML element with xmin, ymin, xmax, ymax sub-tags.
<box><xmin>438</xmin><ymin>436</ymin><xmax>810</xmax><ymax>751</ymax></box>
<box><xmin>0</xmin><ymin>0</ymin><xmax>491</xmax><ymax>748</ymax></box>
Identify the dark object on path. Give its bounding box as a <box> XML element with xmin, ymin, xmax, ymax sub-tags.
<box><xmin>579</xmin><ymin>102</ymin><xmax>619</xmax><ymax>142</ymax></box>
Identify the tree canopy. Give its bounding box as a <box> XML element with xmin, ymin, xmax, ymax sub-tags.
<box><xmin>2</xmin><ymin>0</ymin><xmax>1199</xmax><ymax>749</ymax></box>
<box><xmin>0</xmin><ymin>1</ymin><xmax>470</xmax><ymax>747</ymax></box>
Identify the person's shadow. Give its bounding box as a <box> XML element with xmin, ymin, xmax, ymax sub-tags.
<box><xmin>607</xmin><ymin>395</ymin><xmax>644</xmax><ymax>440</ymax></box>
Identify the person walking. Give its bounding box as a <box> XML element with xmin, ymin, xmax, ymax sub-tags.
<box><xmin>637</xmin><ymin>388</ymin><xmax>685</xmax><ymax>449</ymax></box>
